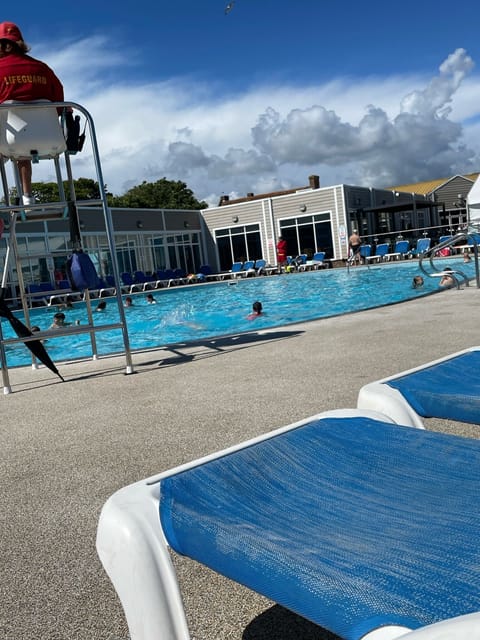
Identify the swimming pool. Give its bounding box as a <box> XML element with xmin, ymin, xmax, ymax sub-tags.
<box><xmin>1</xmin><ymin>258</ymin><xmax>475</xmax><ymax>368</ymax></box>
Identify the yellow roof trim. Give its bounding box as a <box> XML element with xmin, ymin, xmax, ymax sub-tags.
<box><xmin>390</xmin><ymin>173</ymin><xmax>480</xmax><ymax>196</ymax></box>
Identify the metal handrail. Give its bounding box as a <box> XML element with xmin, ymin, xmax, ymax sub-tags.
<box><xmin>418</xmin><ymin>232</ymin><xmax>480</xmax><ymax>288</ymax></box>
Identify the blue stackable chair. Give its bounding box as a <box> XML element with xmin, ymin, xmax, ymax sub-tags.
<box><xmin>254</xmin><ymin>258</ymin><xmax>266</xmax><ymax>274</ymax></box>
<box><xmin>365</xmin><ymin>243</ymin><xmax>389</xmax><ymax>263</ymax></box>
<box><xmin>26</xmin><ymin>283</ymin><xmax>47</xmax><ymax>306</ymax></box>
<box><xmin>97</xmin><ymin>277</ymin><xmax>116</xmax><ymax>297</ymax></box>
<box><xmin>133</xmin><ymin>270</ymin><xmax>156</xmax><ymax>290</ymax></box>
<box><xmin>358</xmin><ymin>345</ymin><xmax>480</xmax><ymax>429</ymax></box>
<box><xmin>409</xmin><ymin>237</ymin><xmax>431</xmax><ymax>258</ymax></box>
<box><xmin>385</xmin><ymin>240</ymin><xmax>410</xmax><ymax>260</ymax></box>
<box><xmin>121</xmin><ymin>272</ymin><xmax>140</xmax><ymax>294</ymax></box>
<box><xmin>173</xmin><ymin>268</ymin><xmax>187</xmax><ymax>283</ymax></box>
<box><xmin>198</xmin><ymin>265</ymin><xmax>213</xmax><ymax>277</ymax></box>
<box><xmin>311</xmin><ymin>251</ymin><xmax>326</xmax><ymax>268</ymax></box>
<box><xmin>240</xmin><ymin>260</ymin><xmax>255</xmax><ymax>276</ymax></box>
<box><xmin>154</xmin><ymin>270</ymin><xmax>169</xmax><ymax>287</ymax></box>
<box><xmin>98</xmin><ymin>407</ymin><xmax>480</xmax><ymax>640</ymax></box>
<box><xmin>359</xmin><ymin>244</ymin><xmax>371</xmax><ymax>260</ymax></box>
<box><xmin>229</xmin><ymin>261</ymin><xmax>244</xmax><ymax>278</ymax></box>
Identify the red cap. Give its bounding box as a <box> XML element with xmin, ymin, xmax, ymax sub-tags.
<box><xmin>0</xmin><ymin>22</ymin><xmax>24</xmax><ymax>43</ymax></box>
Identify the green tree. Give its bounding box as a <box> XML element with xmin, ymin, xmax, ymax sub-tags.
<box><xmin>110</xmin><ymin>178</ymin><xmax>208</xmax><ymax>210</ymax></box>
<box><xmin>8</xmin><ymin>177</ymin><xmax>108</xmax><ymax>203</ymax></box>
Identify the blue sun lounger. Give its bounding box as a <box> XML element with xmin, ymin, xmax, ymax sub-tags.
<box><xmin>358</xmin><ymin>346</ymin><xmax>480</xmax><ymax>428</ymax></box>
<box><xmin>97</xmin><ymin>408</ymin><xmax>480</xmax><ymax>640</ymax></box>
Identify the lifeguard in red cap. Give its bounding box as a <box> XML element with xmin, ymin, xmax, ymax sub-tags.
<box><xmin>0</xmin><ymin>21</ymin><xmax>64</xmax><ymax>206</ymax></box>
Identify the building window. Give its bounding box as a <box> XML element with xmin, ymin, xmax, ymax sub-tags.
<box><xmin>279</xmin><ymin>213</ymin><xmax>333</xmax><ymax>259</ymax></box>
<box><xmin>165</xmin><ymin>232</ymin><xmax>201</xmax><ymax>273</ymax></box>
<box><xmin>215</xmin><ymin>224</ymin><xmax>262</xmax><ymax>270</ymax></box>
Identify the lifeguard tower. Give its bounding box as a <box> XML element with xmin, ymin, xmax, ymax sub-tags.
<box><xmin>0</xmin><ymin>100</ymin><xmax>133</xmax><ymax>393</ymax></box>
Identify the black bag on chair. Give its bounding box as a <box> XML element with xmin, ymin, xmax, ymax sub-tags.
<box><xmin>64</xmin><ymin>111</ymin><xmax>86</xmax><ymax>153</ymax></box>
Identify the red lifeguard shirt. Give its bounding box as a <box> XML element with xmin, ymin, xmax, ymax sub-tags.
<box><xmin>276</xmin><ymin>238</ymin><xmax>288</xmax><ymax>263</ymax></box>
<box><xmin>0</xmin><ymin>52</ymin><xmax>63</xmax><ymax>103</ymax></box>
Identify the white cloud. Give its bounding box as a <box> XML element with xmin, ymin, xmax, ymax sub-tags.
<box><xmin>27</xmin><ymin>36</ymin><xmax>480</xmax><ymax>205</ymax></box>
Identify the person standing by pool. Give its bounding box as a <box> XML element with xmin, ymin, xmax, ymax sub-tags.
<box><xmin>276</xmin><ymin>236</ymin><xmax>288</xmax><ymax>270</ymax></box>
<box><xmin>0</xmin><ymin>21</ymin><xmax>65</xmax><ymax>206</ymax></box>
<box><xmin>348</xmin><ymin>230</ymin><xmax>362</xmax><ymax>265</ymax></box>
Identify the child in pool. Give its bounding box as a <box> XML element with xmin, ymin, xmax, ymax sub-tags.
<box><xmin>247</xmin><ymin>301</ymin><xmax>263</xmax><ymax>320</ymax></box>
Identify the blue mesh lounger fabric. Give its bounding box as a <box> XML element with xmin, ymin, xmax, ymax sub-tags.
<box><xmin>386</xmin><ymin>351</ymin><xmax>480</xmax><ymax>423</ymax></box>
<box><xmin>160</xmin><ymin>417</ymin><xmax>480</xmax><ymax>640</ymax></box>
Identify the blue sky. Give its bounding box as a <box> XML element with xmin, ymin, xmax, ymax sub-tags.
<box><xmin>4</xmin><ymin>1</ymin><xmax>480</xmax><ymax>204</ymax></box>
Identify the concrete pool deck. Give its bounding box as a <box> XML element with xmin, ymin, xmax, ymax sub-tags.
<box><xmin>2</xmin><ymin>284</ymin><xmax>479</xmax><ymax>640</ymax></box>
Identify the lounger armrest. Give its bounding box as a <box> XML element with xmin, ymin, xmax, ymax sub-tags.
<box><xmin>357</xmin><ymin>382</ymin><xmax>425</xmax><ymax>429</ymax></box>
<box><xmin>96</xmin><ymin>481</ymin><xmax>190</xmax><ymax>640</ymax></box>
<box><xmin>398</xmin><ymin>613</ymin><xmax>480</xmax><ymax>639</ymax></box>
<box><xmin>361</xmin><ymin>613</ymin><xmax>480</xmax><ymax>639</ymax></box>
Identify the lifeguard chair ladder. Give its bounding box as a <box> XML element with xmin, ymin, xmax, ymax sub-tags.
<box><xmin>0</xmin><ymin>100</ymin><xmax>133</xmax><ymax>394</ymax></box>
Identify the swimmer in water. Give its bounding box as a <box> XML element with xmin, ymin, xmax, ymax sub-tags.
<box><xmin>247</xmin><ymin>301</ymin><xmax>263</xmax><ymax>320</ymax></box>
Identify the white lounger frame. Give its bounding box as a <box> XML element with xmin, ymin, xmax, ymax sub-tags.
<box><xmin>357</xmin><ymin>346</ymin><xmax>480</xmax><ymax>429</ymax></box>
<box><xmin>97</xmin><ymin>407</ymin><xmax>480</xmax><ymax>640</ymax></box>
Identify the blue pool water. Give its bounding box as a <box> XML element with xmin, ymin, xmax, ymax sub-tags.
<box><xmin>1</xmin><ymin>258</ymin><xmax>476</xmax><ymax>368</ymax></box>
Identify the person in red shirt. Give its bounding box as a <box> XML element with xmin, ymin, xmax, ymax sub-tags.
<box><xmin>276</xmin><ymin>235</ymin><xmax>288</xmax><ymax>269</ymax></box>
<box><xmin>0</xmin><ymin>22</ymin><xmax>64</xmax><ymax>206</ymax></box>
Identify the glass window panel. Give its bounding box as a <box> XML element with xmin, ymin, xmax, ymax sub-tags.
<box><xmin>296</xmin><ymin>215</ymin><xmax>314</xmax><ymax>226</ymax></box>
<box><xmin>168</xmin><ymin>245</ymin><xmax>178</xmax><ymax>269</ymax></box>
<box><xmin>192</xmin><ymin>245</ymin><xmax>201</xmax><ymax>271</ymax></box>
<box><xmin>281</xmin><ymin>227</ymin><xmax>298</xmax><ymax>257</ymax></box>
<box><xmin>231</xmin><ymin>234</ymin><xmax>247</xmax><ymax>262</ymax></box>
<box><xmin>314</xmin><ymin>213</ymin><xmax>330</xmax><ymax>222</ymax></box>
<box><xmin>246</xmin><ymin>232</ymin><xmax>262</xmax><ymax>260</ymax></box>
<box><xmin>38</xmin><ymin>258</ymin><xmax>51</xmax><ymax>283</ymax></box>
<box><xmin>216</xmin><ymin>235</ymin><xmax>232</xmax><ymax>271</ymax></box>
<box><xmin>48</xmin><ymin>236</ymin><xmax>68</xmax><ymax>252</ymax></box>
<box><xmin>26</xmin><ymin>236</ymin><xmax>47</xmax><ymax>255</ymax></box>
<box><xmin>15</xmin><ymin>237</ymin><xmax>27</xmax><ymax>253</ymax></box>
<box><xmin>298</xmin><ymin>224</ymin><xmax>316</xmax><ymax>257</ymax></box>
<box><xmin>183</xmin><ymin>246</ymin><xmax>194</xmax><ymax>273</ymax></box>
<box><xmin>315</xmin><ymin>221</ymin><xmax>334</xmax><ymax>258</ymax></box>
<box><xmin>153</xmin><ymin>246</ymin><xmax>166</xmax><ymax>270</ymax></box>
<box><xmin>99</xmin><ymin>250</ymin><xmax>112</xmax><ymax>277</ymax></box>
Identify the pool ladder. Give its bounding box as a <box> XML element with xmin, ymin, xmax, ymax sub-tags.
<box><xmin>418</xmin><ymin>232</ymin><xmax>480</xmax><ymax>289</ymax></box>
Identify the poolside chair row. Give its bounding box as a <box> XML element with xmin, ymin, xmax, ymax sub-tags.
<box><xmin>26</xmin><ymin>281</ymin><xmax>84</xmax><ymax>307</ymax></box>
<box><xmin>25</xmin><ymin>267</ymin><xmax>198</xmax><ymax>307</ymax></box>
<box><xmin>229</xmin><ymin>259</ymin><xmax>275</xmax><ymax>278</ymax></box>
<box><xmin>97</xmin><ymin>345</ymin><xmax>480</xmax><ymax>640</ymax></box>
<box><xmin>120</xmin><ymin>269</ymin><xmax>189</xmax><ymax>292</ymax></box>
<box><xmin>362</xmin><ymin>238</ymin><xmax>431</xmax><ymax>263</ymax></box>
<box><xmin>296</xmin><ymin>252</ymin><xmax>327</xmax><ymax>270</ymax></box>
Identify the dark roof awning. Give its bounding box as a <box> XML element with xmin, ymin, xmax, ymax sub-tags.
<box><xmin>360</xmin><ymin>199</ymin><xmax>444</xmax><ymax>214</ymax></box>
